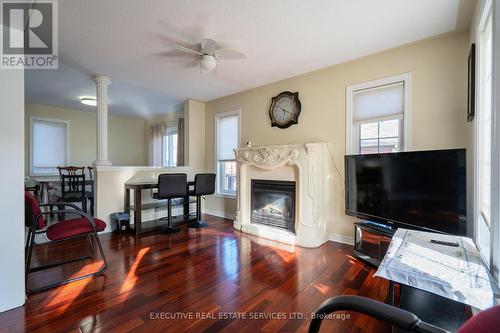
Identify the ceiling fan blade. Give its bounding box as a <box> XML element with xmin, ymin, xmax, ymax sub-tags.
<box><xmin>200</xmin><ymin>38</ymin><xmax>219</xmax><ymax>53</ymax></box>
<box><xmin>216</xmin><ymin>49</ymin><xmax>246</xmax><ymax>60</ymax></box>
<box><xmin>184</xmin><ymin>58</ymin><xmax>201</xmax><ymax>68</ymax></box>
<box><xmin>172</xmin><ymin>43</ymin><xmax>203</xmax><ymax>56</ymax></box>
<box><xmin>154</xmin><ymin>50</ymin><xmax>197</xmax><ymax>58</ymax></box>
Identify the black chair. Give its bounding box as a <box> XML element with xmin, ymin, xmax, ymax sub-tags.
<box><xmin>86</xmin><ymin>166</ymin><xmax>95</xmax><ymax>216</ymax></box>
<box><xmin>60</xmin><ymin>174</ymin><xmax>88</xmax><ymax>214</ymax></box>
<box><xmin>188</xmin><ymin>173</ymin><xmax>216</xmax><ymax>229</ymax></box>
<box><xmin>154</xmin><ymin>173</ymin><xmax>188</xmax><ymax>234</ymax></box>
<box><xmin>309</xmin><ymin>295</ymin><xmax>449</xmax><ymax>333</ymax></box>
<box><xmin>57</xmin><ymin>166</ymin><xmax>93</xmax><ymax>215</ymax></box>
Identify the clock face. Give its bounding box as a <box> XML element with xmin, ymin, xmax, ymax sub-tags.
<box><xmin>269</xmin><ymin>92</ymin><xmax>301</xmax><ymax>128</ymax></box>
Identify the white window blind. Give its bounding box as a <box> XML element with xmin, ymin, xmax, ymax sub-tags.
<box><xmin>31</xmin><ymin>119</ymin><xmax>68</xmax><ymax>175</ymax></box>
<box><xmin>217</xmin><ymin>114</ymin><xmax>238</xmax><ymax>161</ymax></box>
<box><xmin>353</xmin><ymin>82</ymin><xmax>404</xmax><ymax>124</ymax></box>
<box><xmin>216</xmin><ymin>112</ymin><xmax>239</xmax><ymax>196</ymax></box>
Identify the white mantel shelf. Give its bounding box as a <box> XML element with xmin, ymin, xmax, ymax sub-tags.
<box><xmin>234</xmin><ymin>142</ymin><xmax>333</xmax><ymax>248</ymax></box>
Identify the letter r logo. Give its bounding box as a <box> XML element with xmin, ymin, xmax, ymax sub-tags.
<box><xmin>2</xmin><ymin>1</ymin><xmax>53</xmax><ymax>54</ymax></box>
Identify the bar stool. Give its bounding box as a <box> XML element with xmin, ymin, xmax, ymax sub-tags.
<box><xmin>188</xmin><ymin>173</ymin><xmax>216</xmax><ymax>229</ymax></box>
<box><xmin>154</xmin><ymin>173</ymin><xmax>187</xmax><ymax>234</ymax></box>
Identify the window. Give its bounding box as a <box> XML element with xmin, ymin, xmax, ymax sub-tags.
<box><xmin>30</xmin><ymin>117</ymin><xmax>68</xmax><ymax>175</ymax></box>
<box><xmin>346</xmin><ymin>74</ymin><xmax>410</xmax><ymax>154</ymax></box>
<box><xmin>163</xmin><ymin>122</ymin><xmax>178</xmax><ymax>167</ymax></box>
<box><xmin>475</xmin><ymin>7</ymin><xmax>493</xmax><ymax>262</ymax></box>
<box><xmin>360</xmin><ymin>119</ymin><xmax>401</xmax><ymax>154</ymax></box>
<box><xmin>216</xmin><ymin>111</ymin><xmax>239</xmax><ymax>197</ymax></box>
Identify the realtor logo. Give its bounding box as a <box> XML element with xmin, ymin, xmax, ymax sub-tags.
<box><xmin>1</xmin><ymin>0</ymin><xmax>58</xmax><ymax>69</ymax></box>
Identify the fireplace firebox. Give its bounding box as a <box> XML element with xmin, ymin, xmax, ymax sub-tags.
<box><xmin>251</xmin><ymin>179</ymin><xmax>296</xmax><ymax>233</ymax></box>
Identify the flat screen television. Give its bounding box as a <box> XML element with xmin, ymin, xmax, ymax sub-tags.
<box><xmin>345</xmin><ymin>149</ymin><xmax>466</xmax><ymax>235</ymax></box>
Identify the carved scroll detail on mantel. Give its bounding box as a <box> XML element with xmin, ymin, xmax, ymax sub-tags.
<box><xmin>235</xmin><ymin>146</ymin><xmax>299</xmax><ymax>170</ymax></box>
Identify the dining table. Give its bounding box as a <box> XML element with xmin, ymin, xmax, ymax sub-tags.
<box><xmin>29</xmin><ymin>176</ymin><xmax>94</xmax><ymax>205</ymax></box>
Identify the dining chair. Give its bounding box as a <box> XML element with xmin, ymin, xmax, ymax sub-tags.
<box><xmin>25</xmin><ymin>184</ymin><xmax>40</xmax><ymax>197</ymax></box>
<box><xmin>153</xmin><ymin>173</ymin><xmax>188</xmax><ymax>234</ymax></box>
<box><xmin>57</xmin><ymin>166</ymin><xmax>93</xmax><ymax>215</ymax></box>
<box><xmin>60</xmin><ymin>174</ymin><xmax>88</xmax><ymax>215</ymax></box>
<box><xmin>24</xmin><ymin>191</ymin><xmax>108</xmax><ymax>293</ymax></box>
<box><xmin>188</xmin><ymin>173</ymin><xmax>216</xmax><ymax>229</ymax></box>
<box><xmin>87</xmin><ymin>166</ymin><xmax>94</xmax><ymax>179</ymax></box>
<box><xmin>57</xmin><ymin>166</ymin><xmax>85</xmax><ymax>176</ymax></box>
<box><xmin>86</xmin><ymin>166</ymin><xmax>95</xmax><ymax>216</ymax></box>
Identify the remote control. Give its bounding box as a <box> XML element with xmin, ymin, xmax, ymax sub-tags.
<box><xmin>429</xmin><ymin>239</ymin><xmax>460</xmax><ymax>247</ymax></box>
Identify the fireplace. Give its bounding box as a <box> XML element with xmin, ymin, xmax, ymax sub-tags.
<box><xmin>234</xmin><ymin>143</ymin><xmax>331</xmax><ymax>248</ymax></box>
<box><xmin>251</xmin><ymin>179</ymin><xmax>296</xmax><ymax>233</ymax></box>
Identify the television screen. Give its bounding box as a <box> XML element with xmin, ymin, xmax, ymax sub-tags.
<box><xmin>345</xmin><ymin>149</ymin><xmax>466</xmax><ymax>235</ymax></box>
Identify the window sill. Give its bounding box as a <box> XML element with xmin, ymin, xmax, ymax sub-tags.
<box><xmin>29</xmin><ymin>173</ymin><xmax>59</xmax><ymax>177</ymax></box>
<box><xmin>215</xmin><ymin>193</ymin><xmax>237</xmax><ymax>199</ymax></box>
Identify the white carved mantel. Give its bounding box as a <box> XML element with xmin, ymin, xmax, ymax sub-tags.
<box><xmin>234</xmin><ymin>142</ymin><xmax>332</xmax><ymax>248</ymax></box>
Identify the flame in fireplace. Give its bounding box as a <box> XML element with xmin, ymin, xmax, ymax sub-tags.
<box><xmin>254</xmin><ymin>198</ymin><xmax>290</xmax><ymax>218</ymax></box>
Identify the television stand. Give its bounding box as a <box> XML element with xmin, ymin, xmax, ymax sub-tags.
<box><xmin>353</xmin><ymin>221</ymin><xmax>396</xmax><ymax>266</ymax></box>
<box><xmin>353</xmin><ymin>223</ymin><xmax>472</xmax><ymax>330</ymax></box>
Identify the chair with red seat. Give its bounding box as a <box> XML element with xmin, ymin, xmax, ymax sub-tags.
<box><xmin>24</xmin><ymin>191</ymin><xmax>108</xmax><ymax>293</ymax></box>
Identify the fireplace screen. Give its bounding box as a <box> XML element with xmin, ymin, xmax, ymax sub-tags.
<box><xmin>251</xmin><ymin>179</ymin><xmax>296</xmax><ymax>233</ymax></box>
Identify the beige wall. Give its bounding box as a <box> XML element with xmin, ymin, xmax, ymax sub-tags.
<box><xmin>146</xmin><ymin>110</ymin><xmax>184</xmax><ymax>126</ymax></box>
<box><xmin>25</xmin><ymin>103</ymin><xmax>148</xmax><ymax>175</ymax></box>
<box><xmin>185</xmin><ymin>99</ymin><xmax>206</xmax><ymax>174</ymax></box>
<box><xmin>204</xmin><ymin>32</ymin><xmax>471</xmax><ymax>239</ymax></box>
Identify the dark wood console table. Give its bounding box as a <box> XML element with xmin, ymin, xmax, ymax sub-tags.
<box><xmin>124</xmin><ymin>180</ymin><xmax>196</xmax><ymax>235</ymax></box>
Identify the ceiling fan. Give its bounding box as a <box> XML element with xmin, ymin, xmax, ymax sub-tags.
<box><xmin>170</xmin><ymin>38</ymin><xmax>246</xmax><ymax>73</ymax></box>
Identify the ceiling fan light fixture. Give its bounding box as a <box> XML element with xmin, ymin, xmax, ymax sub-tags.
<box><xmin>200</xmin><ymin>55</ymin><xmax>217</xmax><ymax>72</ymax></box>
<box><xmin>81</xmin><ymin>97</ymin><xmax>97</xmax><ymax>106</ymax></box>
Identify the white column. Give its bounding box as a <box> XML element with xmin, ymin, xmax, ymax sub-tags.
<box><xmin>93</xmin><ymin>75</ymin><xmax>112</xmax><ymax>166</ymax></box>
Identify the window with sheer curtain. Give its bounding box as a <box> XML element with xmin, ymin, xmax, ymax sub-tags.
<box><xmin>215</xmin><ymin>111</ymin><xmax>239</xmax><ymax>197</ymax></box>
<box><xmin>30</xmin><ymin>118</ymin><xmax>68</xmax><ymax>175</ymax></box>
<box><xmin>346</xmin><ymin>75</ymin><xmax>410</xmax><ymax>154</ymax></box>
<box><xmin>163</xmin><ymin>122</ymin><xmax>178</xmax><ymax>167</ymax></box>
<box><xmin>149</xmin><ymin>119</ymin><xmax>184</xmax><ymax>167</ymax></box>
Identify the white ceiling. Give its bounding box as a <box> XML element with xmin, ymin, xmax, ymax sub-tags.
<box><xmin>26</xmin><ymin>0</ymin><xmax>470</xmax><ymax>119</ymax></box>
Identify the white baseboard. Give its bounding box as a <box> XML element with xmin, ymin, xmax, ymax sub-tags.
<box><xmin>328</xmin><ymin>233</ymin><xmax>354</xmax><ymax>246</ymax></box>
<box><xmin>204</xmin><ymin>209</ymin><xmax>236</xmax><ymax>220</ymax></box>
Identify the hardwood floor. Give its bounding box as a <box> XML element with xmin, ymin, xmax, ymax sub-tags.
<box><xmin>0</xmin><ymin>216</ymin><xmax>390</xmax><ymax>333</ymax></box>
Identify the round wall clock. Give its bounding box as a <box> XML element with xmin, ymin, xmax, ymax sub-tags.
<box><xmin>269</xmin><ymin>91</ymin><xmax>301</xmax><ymax>129</ymax></box>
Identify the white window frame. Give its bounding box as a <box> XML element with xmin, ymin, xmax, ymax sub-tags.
<box><xmin>215</xmin><ymin>109</ymin><xmax>241</xmax><ymax>198</ymax></box>
<box><xmin>492</xmin><ymin>0</ymin><xmax>500</xmax><ymax>280</ymax></box>
<box><xmin>473</xmin><ymin>0</ymin><xmax>500</xmax><ymax>277</ymax></box>
<box><xmin>346</xmin><ymin>73</ymin><xmax>411</xmax><ymax>154</ymax></box>
<box><xmin>29</xmin><ymin>116</ymin><xmax>70</xmax><ymax>176</ymax></box>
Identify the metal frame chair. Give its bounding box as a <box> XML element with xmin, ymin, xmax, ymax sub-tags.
<box><xmin>308</xmin><ymin>295</ymin><xmax>450</xmax><ymax>333</ymax></box>
<box><xmin>25</xmin><ymin>192</ymin><xmax>108</xmax><ymax>293</ymax></box>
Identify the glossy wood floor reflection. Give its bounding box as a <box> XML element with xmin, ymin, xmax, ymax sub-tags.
<box><xmin>0</xmin><ymin>216</ymin><xmax>390</xmax><ymax>333</ymax></box>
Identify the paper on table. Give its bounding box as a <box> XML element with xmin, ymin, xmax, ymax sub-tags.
<box><xmin>374</xmin><ymin>228</ymin><xmax>493</xmax><ymax>310</ymax></box>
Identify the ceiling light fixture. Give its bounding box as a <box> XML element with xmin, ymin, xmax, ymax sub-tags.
<box><xmin>80</xmin><ymin>97</ymin><xmax>97</xmax><ymax>106</ymax></box>
<box><xmin>200</xmin><ymin>54</ymin><xmax>217</xmax><ymax>72</ymax></box>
